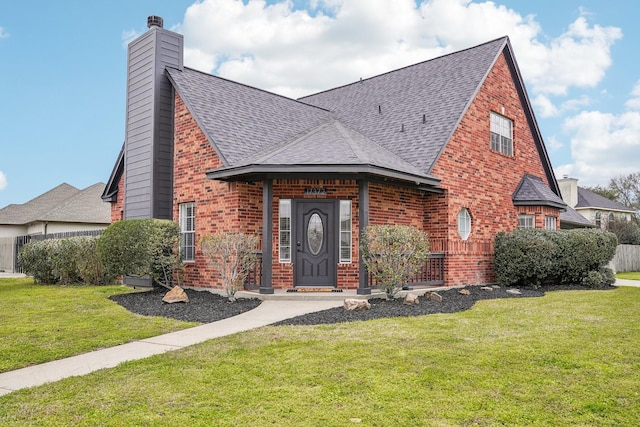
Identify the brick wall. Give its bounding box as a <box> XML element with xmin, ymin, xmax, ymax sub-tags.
<box><xmin>429</xmin><ymin>52</ymin><xmax>560</xmax><ymax>286</ymax></box>
<box><xmin>110</xmin><ymin>176</ymin><xmax>125</xmax><ymax>222</ymax></box>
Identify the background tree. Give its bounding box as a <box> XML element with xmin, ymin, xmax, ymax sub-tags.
<box><xmin>609</xmin><ymin>172</ymin><xmax>640</xmax><ymax>223</ymax></box>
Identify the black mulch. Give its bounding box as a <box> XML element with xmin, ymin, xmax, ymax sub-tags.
<box><xmin>110</xmin><ymin>284</ymin><xmax>614</xmax><ymax>325</ymax></box>
<box><xmin>109</xmin><ymin>288</ymin><xmax>261</xmax><ymax>324</ymax></box>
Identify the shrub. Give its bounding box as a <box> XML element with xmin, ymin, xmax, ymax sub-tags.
<box><xmin>494</xmin><ymin>228</ymin><xmax>618</xmax><ymax>287</ymax></box>
<box><xmin>582</xmin><ymin>268</ymin><xmax>616</xmax><ymax>288</ymax></box>
<box><xmin>97</xmin><ymin>219</ymin><xmax>182</xmax><ymax>288</ymax></box>
<box><xmin>360</xmin><ymin>225</ymin><xmax>430</xmax><ymax>299</ymax></box>
<box><xmin>200</xmin><ymin>232</ymin><xmax>259</xmax><ymax>302</ymax></box>
<box><xmin>18</xmin><ymin>236</ymin><xmax>107</xmax><ymax>285</ymax></box>
<box><xmin>19</xmin><ymin>240</ymin><xmax>56</xmax><ymax>284</ymax></box>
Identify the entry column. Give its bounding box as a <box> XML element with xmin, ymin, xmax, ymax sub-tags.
<box><xmin>357</xmin><ymin>179</ymin><xmax>371</xmax><ymax>295</ymax></box>
<box><xmin>260</xmin><ymin>179</ymin><xmax>274</xmax><ymax>294</ymax></box>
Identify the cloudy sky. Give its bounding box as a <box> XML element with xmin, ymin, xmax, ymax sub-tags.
<box><xmin>0</xmin><ymin>0</ymin><xmax>638</xmax><ymax>206</ymax></box>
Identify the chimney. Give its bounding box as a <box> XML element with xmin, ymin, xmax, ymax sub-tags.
<box><xmin>123</xmin><ymin>17</ymin><xmax>184</xmax><ymax>220</ymax></box>
<box><xmin>557</xmin><ymin>176</ymin><xmax>578</xmax><ymax>208</ymax></box>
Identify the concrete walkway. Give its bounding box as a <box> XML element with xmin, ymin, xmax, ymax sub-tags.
<box><xmin>0</xmin><ymin>300</ymin><xmax>342</xmax><ymax>397</ymax></box>
<box><xmin>614</xmin><ymin>278</ymin><xmax>640</xmax><ymax>287</ymax></box>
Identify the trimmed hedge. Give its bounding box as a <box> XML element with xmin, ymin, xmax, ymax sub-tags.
<box><xmin>18</xmin><ymin>236</ymin><xmax>107</xmax><ymax>285</ymax></box>
<box><xmin>494</xmin><ymin>228</ymin><xmax>617</xmax><ymax>288</ymax></box>
<box><xmin>97</xmin><ymin>219</ymin><xmax>182</xmax><ymax>287</ymax></box>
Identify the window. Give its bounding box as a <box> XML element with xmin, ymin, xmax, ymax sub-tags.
<box><xmin>518</xmin><ymin>214</ymin><xmax>535</xmax><ymax>229</ymax></box>
<box><xmin>458</xmin><ymin>208</ymin><xmax>471</xmax><ymax>240</ymax></box>
<box><xmin>339</xmin><ymin>200</ymin><xmax>352</xmax><ymax>263</ymax></box>
<box><xmin>490</xmin><ymin>112</ymin><xmax>513</xmax><ymax>156</ymax></box>
<box><xmin>179</xmin><ymin>202</ymin><xmax>195</xmax><ymax>262</ymax></box>
<box><xmin>545</xmin><ymin>216</ymin><xmax>556</xmax><ymax>230</ymax></box>
<box><xmin>595</xmin><ymin>211</ymin><xmax>602</xmax><ymax>228</ymax></box>
<box><xmin>279</xmin><ymin>199</ymin><xmax>291</xmax><ymax>262</ymax></box>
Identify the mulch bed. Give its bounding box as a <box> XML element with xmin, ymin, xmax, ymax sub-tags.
<box><xmin>110</xmin><ymin>283</ymin><xmax>614</xmax><ymax>325</ymax></box>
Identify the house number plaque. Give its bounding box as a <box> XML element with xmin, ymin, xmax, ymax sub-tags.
<box><xmin>304</xmin><ymin>188</ymin><xmax>327</xmax><ymax>195</ymax></box>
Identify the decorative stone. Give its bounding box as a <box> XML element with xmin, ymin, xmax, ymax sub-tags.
<box><xmin>458</xmin><ymin>289</ymin><xmax>470</xmax><ymax>295</ymax></box>
<box><xmin>492</xmin><ymin>285</ymin><xmax>501</xmax><ymax>289</ymax></box>
<box><xmin>162</xmin><ymin>286</ymin><xmax>189</xmax><ymax>303</ymax></box>
<box><xmin>343</xmin><ymin>299</ymin><xmax>371</xmax><ymax>311</ymax></box>
<box><xmin>481</xmin><ymin>286</ymin><xmax>493</xmax><ymax>291</ymax></box>
<box><xmin>426</xmin><ymin>291</ymin><xmax>443</xmax><ymax>302</ymax></box>
<box><xmin>403</xmin><ymin>292</ymin><xmax>420</xmax><ymax>305</ymax></box>
<box><xmin>506</xmin><ymin>289</ymin><xmax>522</xmax><ymax>295</ymax></box>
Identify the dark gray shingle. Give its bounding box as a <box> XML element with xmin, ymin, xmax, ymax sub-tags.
<box><xmin>576</xmin><ymin>187</ymin><xmax>634</xmax><ymax>212</ymax></box>
<box><xmin>512</xmin><ymin>174</ymin><xmax>566</xmax><ymax>209</ymax></box>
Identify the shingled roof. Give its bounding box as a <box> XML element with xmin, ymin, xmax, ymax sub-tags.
<box><xmin>0</xmin><ymin>183</ymin><xmax>111</xmax><ymax>226</ymax></box>
<box><xmin>512</xmin><ymin>174</ymin><xmax>566</xmax><ymax>210</ymax></box>
<box><xmin>576</xmin><ymin>187</ymin><xmax>635</xmax><ymax>212</ymax></box>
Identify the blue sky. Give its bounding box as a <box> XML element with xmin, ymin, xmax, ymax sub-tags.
<box><xmin>1</xmin><ymin>0</ymin><xmax>639</xmax><ymax>207</ymax></box>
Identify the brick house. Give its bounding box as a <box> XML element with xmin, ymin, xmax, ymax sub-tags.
<box><xmin>103</xmin><ymin>16</ymin><xmax>566</xmax><ymax>294</ymax></box>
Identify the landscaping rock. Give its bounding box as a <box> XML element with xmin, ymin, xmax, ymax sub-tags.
<box><xmin>459</xmin><ymin>289</ymin><xmax>470</xmax><ymax>295</ymax></box>
<box><xmin>426</xmin><ymin>291</ymin><xmax>443</xmax><ymax>302</ymax></box>
<box><xmin>343</xmin><ymin>299</ymin><xmax>371</xmax><ymax>311</ymax></box>
<box><xmin>481</xmin><ymin>286</ymin><xmax>493</xmax><ymax>291</ymax></box>
<box><xmin>403</xmin><ymin>292</ymin><xmax>420</xmax><ymax>305</ymax></box>
<box><xmin>506</xmin><ymin>289</ymin><xmax>522</xmax><ymax>295</ymax></box>
<box><xmin>162</xmin><ymin>286</ymin><xmax>189</xmax><ymax>303</ymax></box>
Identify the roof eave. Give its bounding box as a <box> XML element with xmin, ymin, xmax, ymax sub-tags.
<box><xmin>206</xmin><ymin>164</ymin><xmax>441</xmax><ymax>188</ymax></box>
<box><xmin>513</xmin><ymin>200</ymin><xmax>567</xmax><ymax>211</ymax></box>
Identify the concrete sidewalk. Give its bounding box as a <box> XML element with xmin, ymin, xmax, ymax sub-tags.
<box><xmin>614</xmin><ymin>278</ymin><xmax>640</xmax><ymax>287</ymax></box>
<box><xmin>0</xmin><ymin>300</ymin><xmax>342</xmax><ymax>397</ymax></box>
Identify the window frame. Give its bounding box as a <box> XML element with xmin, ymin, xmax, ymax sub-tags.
<box><xmin>279</xmin><ymin>199</ymin><xmax>292</xmax><ymax>263</ymax></box>
<box><xmin>490</xmin><ymin>112</ymin><xmax>513</xmax><ymax>156</ymax></box>
<box><xmin>518</xmin><ymin>214</ymin><xmax>535</xmax><ymax>229</ymax></box>
<box><xmin>544</xmin><ymin>216</ymin><xmax>556</xmax><ymax>230</ymax></box>
<box><xmin>458</xmin><ymin>208</ymin><xmax>471</xmax><ymax>240</ymax></box>
<box><xmin>179</xmin><ymin>202</ymin><xmax>195</xmax><ymax>262</ymax></box>
<box><xmin>339</xmin><ymin>200</ymin><xmax>352</xmax><ymax>263</ymax></box>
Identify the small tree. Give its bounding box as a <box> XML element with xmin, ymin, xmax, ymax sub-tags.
<box><xmin>360</xmin><ymin>225</ymin><xmax>430</xmax><ymax>299</ymax></box>
<box><xmin>200</xmin><ymin>232</ymin><xmax>259</xmax><ymax>302</ymax></box>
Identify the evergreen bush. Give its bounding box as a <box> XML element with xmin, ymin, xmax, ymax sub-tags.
<box><xmin>494</xmin><ymin>228</ymin><xmax>617</xmax><ymax>287</ymax></box>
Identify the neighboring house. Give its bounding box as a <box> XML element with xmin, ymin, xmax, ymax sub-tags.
<box><xmin>0</xmin><ymin>183</ymin><xmax>111</xmax><ymax>272</ymax></box>
<box><xmin>558</xmin><ymin>177</ymin><xmax>635</xmax><ymax>228</ymax></box>
<box><xmin>103</xmin><ymin>16</ymin><xmax>568</xmax><ymax>293</ymax></box>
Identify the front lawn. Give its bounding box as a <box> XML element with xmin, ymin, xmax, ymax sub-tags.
<box><xmin>616</xmin><ymin>271</ymin><xmax>640</xmax><ymax>280</ymax></box>
<box><xmin>1</xmin><ymin>286</ymin><xmax>639</xmax><ymax>426</ymax></box>
<box><xmin>0</xmin><ymin>278</ymin><xmax>198</xmax><ymax>373</ymax></box>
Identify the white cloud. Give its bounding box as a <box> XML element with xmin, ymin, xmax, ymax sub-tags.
<box><xmin>533</xmin><ymin>94</ymin><xmax>591</xmax><ymax>118</ymax></box>
<box><xmin>556</xmin><ymin>106</ymin><xmax>640</xmax><ymax>186</ymax></box>
<box><xmin>0</xmin><ymin>171</ymin><xmax>7</xmax><ymax>190</ymax></box>
<box><xmin>625</xmin><ymin>81</ymin><xmax>640</xmax><ymax>111</ymax></box>
<box><xmin>0</xmin><ymin>26</ymin><xmax>9</xmax><ymax>39</ymax></box>
<box><xmin>176</xmin><ymin>0</ymin><xmax>621</xmax><ymax>100</ymax></box>
<box><xmin>121</xmin><ymin>29</ymin><xmax>141</xmax><ymax>48</ymax></box>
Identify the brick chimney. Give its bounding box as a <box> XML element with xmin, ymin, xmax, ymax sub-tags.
<box><xmin>123</xmin><ymin>16</ymin><xmax>183</xmax><ymax>219</ymax></box>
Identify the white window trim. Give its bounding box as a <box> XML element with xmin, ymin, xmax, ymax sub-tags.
<box><xmin>518</xmin><ymin>214</ymin><xmax>535</xmax><ymax>229</ymax></box>
<box><xmin>490</xmin><ymin>112</ymin><xmax>513</xmax><ymax>156</ymax></box>
<box><xmin>279</xmin><ymin>199</ymin><xmax>292</xmax><ymax>263</ymax></box>
<box><xmin>545</xmin><ymin>216</ymin><xmax>556</xmax><ymax>230</ymax></box>
<box><xmin>458</xmin><ymin>208</ymin><xmax>471</xmax><ymax>240</ymax></box>
<box><xmin>339</xmin><ymin>200</ymin><xmax>352</xmax><ymax>263</ymax></box>
<box><xmin>179</xmin><ymin>202</ymin><xmax>195</xmax><ymax>262</ymax></box>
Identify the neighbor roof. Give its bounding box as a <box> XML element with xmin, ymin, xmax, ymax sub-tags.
<box><xmin>0</xmin><ymin>183</ymin><xmax>111</xmax><ymax>225</ymax></box>
<box><xmin>576</xmin><ymin>187</ymin><xmax>635</xmax><ymax>212</ymax></box>
<box><xmin>560</xmin><ymin>206</ymin><xmax>596</xmax><ymax>228</ymax></box>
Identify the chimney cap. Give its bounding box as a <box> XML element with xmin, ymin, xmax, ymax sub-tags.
<box><xmin>147</xmin><ymin>16</ymin><xmax>164</xmax><ymax>29</ymax></box>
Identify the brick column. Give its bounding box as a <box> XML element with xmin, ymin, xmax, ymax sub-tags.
<box><xmin>260</xmin><ymin>179</ymin><xmax>274</xmax><ymax>294</ymax></box>
<box><xmin>357</xmin><ymin>179</ymin><xmax>371</xmax><ymax>295</ymax></box>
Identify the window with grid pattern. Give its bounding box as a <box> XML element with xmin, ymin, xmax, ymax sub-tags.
<box><xmin>518</xmin><ymin>214</ymin><xmax>535</xmax><ymax>229</ymax></box>
<box><xmin>339</xmin><ymin>200</ymin><xmax>352</xmax><ymax>263</ymax></box>
<box><xmin>490</xmin><ymin>112</ymin><xmax>513</xmax><ymax>156</ymax></box>
<box><xmin>279</xmin><ymin>199</ymin><xmax>291</xmax><ymax>262</ymax></box>
<box><xmin>179</xmin><ymin>202</ymin><xmax>195</xmax><ymax>262</ymax></box>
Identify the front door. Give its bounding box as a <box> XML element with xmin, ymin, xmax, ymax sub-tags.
<box><xmin>294</xmin><ymin>200</ymin><xmax>337</xmax><ymax>287</ymax></box>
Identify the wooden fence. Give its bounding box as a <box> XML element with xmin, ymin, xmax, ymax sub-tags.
<box><xmin>611</xmin><ymin>244</ymin><xmax>640</xmax><ymax>273</ymax></box>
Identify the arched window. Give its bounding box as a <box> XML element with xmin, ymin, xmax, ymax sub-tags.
<box><xmin>595</xmin><ymin>211</ymin><xmax>602</xmax><ymax>228</ymax></box>
<box><xmin>458</xmin><ymin>208</ymin><xmax>471</xmax><ymax>240</ymax></box>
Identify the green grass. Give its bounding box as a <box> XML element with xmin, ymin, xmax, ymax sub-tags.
<box><xmin>0</xmin><ymin>278</ymin><xmax>198</xmax><ymax>373</ymax></box>
<box><xmin>616</xmin><ymin>271</ymin><xmax>640</xmax><ymax>280</ymax></box>
<box><xmin>1</xmin><ymin>286</ymin><xmax>639</xmax><ymax>426</ymax></box>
